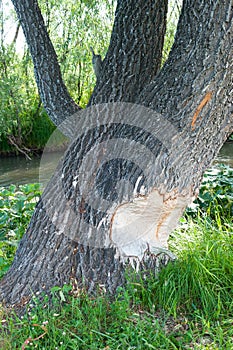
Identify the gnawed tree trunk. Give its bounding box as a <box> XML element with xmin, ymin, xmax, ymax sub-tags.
<box><xmin>0</xmin><ymin>0</ymin><xmax>232</xmax><ymax>308</ymax></box>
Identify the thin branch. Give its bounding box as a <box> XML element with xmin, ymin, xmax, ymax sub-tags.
<box><xmin>7</xmin><ymin>135</ymin><xmax>32</xmax><ymax>160</ymax></box>
<box><xmin>12</xmin><ymin>22</ymin><xmax>20</xmax><ymax>44</ymax></box>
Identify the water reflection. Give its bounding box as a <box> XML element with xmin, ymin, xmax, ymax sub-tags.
<box><xmin>0</xmin><ymin>152</ymin><xmax>62</xmax><ymax>187</ymax></box>
<box><xmin>213</xmin><ymin>142</ymin><xmax>233</xmax><ymax>168</ymax></box>
<box><xmin>0</xmin><ymin>143</ymin><xmax>232</xmax><ymax>187</ymax></box>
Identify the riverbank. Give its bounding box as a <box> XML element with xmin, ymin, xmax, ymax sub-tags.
<box><xmin>0</xmin><ymin>151</ymin><xmax>64</xmax><ymax>187</ymax></box>
<box><xmin>1</xmin><ymin>142</ymin><xmax>232</xmax><ymax>187</ymax></box>
<box><xmin>1</xmin><ymin>137</ymin><xmax>232</xmax><ymax>157</ymax></box>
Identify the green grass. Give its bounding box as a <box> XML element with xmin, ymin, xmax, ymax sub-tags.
<box><xmin>160</xmin><ymin>219</ymin><xmax>233</xmax><ymax>319</ymax></box>
<box><xmin>0</xmin><ymin>219</ymin><xmax>233</xmax><ymax>349</ymax></box>
<box><xmin>0</xmin><ymin>165</ymin><xmax>232</xmax><ymax>349</ymax></box>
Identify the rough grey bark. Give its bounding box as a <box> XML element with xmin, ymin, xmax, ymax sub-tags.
<box><xmin>0</xmin><ymin>0</ymin><xmax>232</xmax><ymax>308</ymax></box>
<box><xmin>89</xmin><ymin>0</ymin><xmax>168</xmax><ymax>104</ymax></box>
<box><xmin>11</xmin><ymin>0</ymin><xmax>80</xmax><ymax>127</ymax></box>
<box><xmin>139</xmin><ymin>0</ymin><xmax>233</xmax><ymax>192</ymax></box>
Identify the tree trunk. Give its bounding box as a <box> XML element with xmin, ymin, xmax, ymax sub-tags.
<box><xmin>89</xmin><ymin>0</ymin><xmax>168</xmax><ymax>104</ymax></box>
<box><xmin>0</xmin><ymin>0</ymin><xmax>232</xmax><ymax>308</ymax></box>
<box><xmin>11</xmin><ymin>0</ymin><xmax>80</xmax><ymax>128</ymax></box>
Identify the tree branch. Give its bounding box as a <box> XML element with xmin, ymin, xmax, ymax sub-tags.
<box><xmin>139</xmin><ymin>0</ymin><xmax>233</xmax><ymax>121</ymax></box>
<box><xmin>138</xmin><ymin>0</ymin><xmax>233</xmax><ymax>188</ymax></box>
<box><xmin>11</xmin><ymin>0</ymin><xmax>81</xmax><ymax>127</ymax></box>
<box><xmin>89</xmin><ymin>0</ymin><xmax>168</xmax><ymax>105</ymax></box>
<box><xmin>12</xmin><ymin>22</ymin><xmax>20</xmax><ymax>44</ymax></box>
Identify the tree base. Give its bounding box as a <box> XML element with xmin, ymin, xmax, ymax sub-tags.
<box><xmin>0</xmin><ymin>243</ymin><xmax>175</xmax><ymax>315</ymax></box>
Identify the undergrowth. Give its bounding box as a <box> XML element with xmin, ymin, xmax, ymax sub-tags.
<box><xmin>0</xmin><ymin>183</ymin><xmax>41</xmax><ymax>278</ymax></box>
<box><xmin>0</xmin><ymin>165</ymin><xmax>232</xmax><ymax>349</ymax></box>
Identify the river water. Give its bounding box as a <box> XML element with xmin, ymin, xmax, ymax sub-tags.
<box><xmin>0</xmin><ymin>143</ymin><xmax>232</xmax><ymax>187</ymax></box>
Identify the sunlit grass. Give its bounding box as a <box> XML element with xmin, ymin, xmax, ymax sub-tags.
<box><xmin>0</xmin><ymin>164</ymin><xmax>232</xmax><ymax>349</ymax></box>
<box><xmin>1</xmin><ymin>217</ymin><xmax>233</xmax><ymax>349</ymax></box>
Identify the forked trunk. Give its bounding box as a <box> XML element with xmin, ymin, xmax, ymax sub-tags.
<box><xmin>0</xmin><ymin>0</ymin><xmax>232</xmax><ymax>307</ymax></box>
